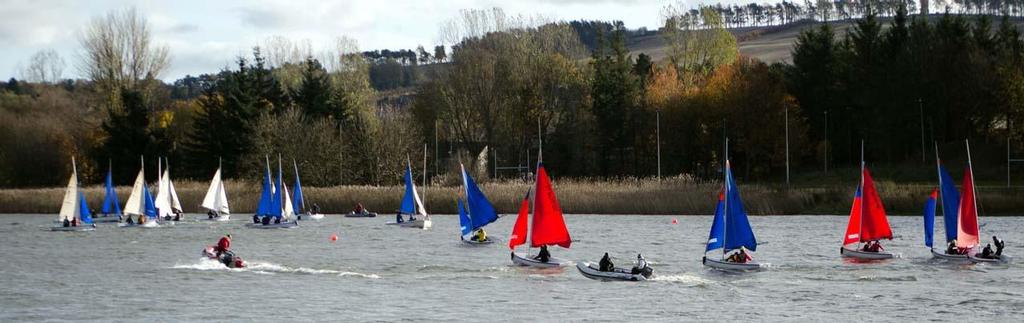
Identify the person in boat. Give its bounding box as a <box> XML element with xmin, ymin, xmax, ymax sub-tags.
<box><xmin>253</xmin><ymin>214</ymin><xmax>260</xmax><ymax>223</ymax></box>
<box><xmin>472</xmin><ymin>229</ymin><xmax>487</xmax><ymax>242</ymax></box>
<box><xmin>946</xmin><ymin>240</ymin><xmax>959</xmax><ymax>255</ymax></box>
<box><xmin>71</xmin><ymin>217</ymin><xmax>78</xmax><ymax>227</ymax></box>
<box><xmin>261</xmin><ymin>216</ymin><xmax>271</xmax><ymax>225</ymax></box>
<box><xmin>312</xmin><ymin>203</ymin><xmax>321</xmax><ymax>214</ymax></box>
<box><xmin>62</xmin><ymin>218</ymin><xmax>70</xmax><ymax>227</ymax></box>
<box><xmin>138</xmin><ymin>215</ymin><xmax>146</xmax><ymax>224</ymax></box>
<box><xmin>214</xmin><ymin>234</ymin><xmax>231</xmax><ymax>256</ymax></box>
<box><xmin>993</xmin><ymin>236</ymin><xmax>1005</xmax><ymax>256</ymax></box>
<box><xmin>353</xmin><ymin>203</ymin><xmax>366</xmax><ymax>215</ymax></box>
<box><xmin>726</xmin><ymin>248</ymin><xmax>751</xmax><ymax>263</ymax></box>
<box><xmin>273</xmin><ymin>217</ymin><xmax>281</xmax><ymax>224</ymax></box>
<box><xmin>173</xmin><ymin>211</ymin><xmax>182</xmax><ymax>222</ymax></box>
<box><xmin>862</xmin><ymin>241</ymin><xmax>883</xmax><ymax>253</ymax></box>
<box><xmin>208</xmin><ymin>211</ymin><xmax>216</xmax><ymax>219</ymax></box>
<box><xmin>535</xmin><ymin>245</ymin><xmax>551</xmax><ymax>263</ymax></box>
<box><xmin>395</xmin><ymin>212</ymin><xmax>404</xmax><ymax>224</ymax></box>
<box><xmin>125</xmin><ymin>216</ymin><xmax>134</xmax><ymax>224</ymax></box>
<box><xmin>631</xmin><ymin>254</ymin><xmax>647</xmax><ymax>274</ymax></box>
<box><xmin>598</xmin><ymin>253</ymin><xmax>614</xmax><ymax>272</ymax></box>
<box><xmin>979</xmin><ymin>244</ymin><xmax>995</xmax><ymax>259</ymax></box>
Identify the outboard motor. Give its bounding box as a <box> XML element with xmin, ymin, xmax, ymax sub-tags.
<box><xmin>640</xmin><ymin>265</ymin><xmax>654</xmax><ymax>278</ymax></box>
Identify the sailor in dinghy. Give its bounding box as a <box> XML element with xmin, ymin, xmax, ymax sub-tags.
<box><xmin>956</xmin><ymin>141</ymin><xmax>1011</xmax><ymax>263</ymax></box>
<box><xmin>292</xmin><ymin>160</ymin><xmax>323</xmax><ymax>220</ymax></box>
<box><xmin>922</xmin><ymin>146</ymin><xmax>971</xmax><ymax>261</ymax></box>
<box><xmin>458</xmin><ymin>163</ymin><xmax>500</xmax><ymax>244</ymax></box>
<box><xmin>200</xmin><ymin>160</ymin><xmax>231</xmax><ymax>221</ymax></box>
<box><xmin>387</xmin><ymin>159</ymin><xmax>431</xmax><ymax>229</ymax></box>
<box><xmin>701</xmin><ymin>148</ymin><xmax>767</xmax><ymax>271</ymax></box>
<box><xmin>51</xmin><ymin>158</ymin><xmax>96</xmax><ymax>232</ymax></box>
<box><xmin>120</xmin><ymin>157</ymin><xmax>161</xmax><ymax>228</ymax></box>
<box><xmin>840</xmin><ymin>142</ymin><xmax>895</xmax><ymax>260</ymax></box>
<box><xmin>94</xmin><ymin>162</ymin><xmax>122</xmax><ymax>223</ymax></box>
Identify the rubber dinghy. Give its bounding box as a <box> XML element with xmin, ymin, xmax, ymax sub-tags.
<box><xmin>51</xmin><ymin>158</ymin><xmax>96</xmax><ymax>232</ymax></box>
<box><xmin>840</xmin><ymin>143</ymin><xmax>895</xmax><ymax>260</ymax></box>
<box><xmin>388</xmin><ymin>160</ymin><xmax>431</xmax><ymax>229</ymax></box>
<box><xmin>202</xmin><ymin>246</ymin><xmax>245</xmax><ymax>268</ymax></box>
<box><xmin>345</xmin><ymin>212</ymin><xmax>377</xmax><ymax>218</ymax></box>
<box><xmin>508</xmin><ymin>159</ymin><xmax>573</xmax><ymax>268</ymax></box>
<box><xmin>457</xmin><ymin>163</ymin><xmax>500</xmax><ymax>245</ymax></box>
<box><xmin>119</xmin><ymin>157</ymin><xmax>161</xmax><ymax>229</ymax></box>
<box><xmin>576</xmin><ymin>262</ymin><xmax>651</xmax><ymax>281</ymax></box>
<box><xmin>922</xmin><ymin>148</ymin><xmax>969</xmax><ymax>262</ymax></box>
<box><xmin>702</xmin><ymin>146</ymin><xmax>767</xmax><ymax>271</ymax></box>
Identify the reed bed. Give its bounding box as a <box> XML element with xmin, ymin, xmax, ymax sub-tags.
<box><xmin>2</xmin><ymin>178</ymin><xmax>1023</xmax><ymax>215</ymax></box>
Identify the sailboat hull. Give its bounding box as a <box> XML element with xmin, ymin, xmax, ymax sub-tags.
<box><xmin>50</xmin><ymin>226</ymin><xmax>95</xmax><ymax>232</ymax></box>
<box><xmin>511</xmin><ymin>252</ymin><xmax>568</xmax><ymax>268</ymax></box>
<box><xmin>246</xmin><ymin>221</ymin><xmax>298</xmax><ymax>229</ymax></box>
<box><xmin>930</xmin><ymin>248</ymin><xmax>970</xmax><ymax>262</ymax></box>
<box><xmin>398</xmin><ymin>218</ymin><xmax>431</xmax><ymax>229</ymax></box>
<box><xmin>970</xmin><ymin>254</ymin><xmax>1008</xmax><ymax>263</ymax></box>
<box><xmin>461</xmin><ymin>237</ymin><xmax>496</xmax><ymax>245</ymax></box>
<box><xmin>702</xmin><ymin>256</ymin><xmax>767</xmax><ymax>271</ymax></box>
<box><xmin>576</xmin><ymin>262</ymin><xmax>650</xmax><ymax>281</ymax></box>
<box><xmin>840</xmin><ymin>247</ymin><xmax>894</xmax><ymax>260</ymax></box>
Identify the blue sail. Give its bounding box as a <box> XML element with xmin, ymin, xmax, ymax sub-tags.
<box><xmin>458</xmin><ymin>199</ymin><xmax>472</xmax><ymax>237</ymax></box>
<box><xmin>398</xmin><ymin>166</ymin><xmax>416</xmax><ymax>215</ymax></box>
<box><xmin>705</xmin><ymin>190</ymin><xmax>725</xmax><ymax>252</ymax></box>
<box><xmin>938</xmin><ymin>164</ymin><xmax>960</xmax><ymax>243</ymax></box>
<box><xmin>463</xmin><ymin>169</ymin><xmax>499</xmax><ymax>231</ymax></box>
<box><xmin>142</xmin><ymin>185</ymin><xmax>157</xmax><ymax>218</ymax></box>
<box><xmin>923</xmin><ymin>190</ymin><xmax>937</xmax><ymax>248</ymax></box>
<box><xmin>78</xmin><ymin>192</ymin><xmax>93</xmax><ymax>224</ymax></box>
<box><xmin>101</xmin><ymin>169</ymin><xmax>121</xmax><ymax>215</ymax></box>
<box><xmin>270</xmin><ymin>163</ymin><xmax>284</xmax><ymax>218</ymax></box>
<box><xmin>293</xmin><ymin>171</ymin><xmax>304</xmax><ymax>214</ymax></box>
<box><xmin>255</xmin><ymin>165</ymin><xmax>274</xmax><ymax>216</ymax></box>
<box><xmin>723</xmin><ymin>162</ymin><xmax>757</xmax><ymax>252</ymax></box>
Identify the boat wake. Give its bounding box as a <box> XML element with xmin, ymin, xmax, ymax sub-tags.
<box><xmin>649</xmin><ymin>273</ymin><xmax>712</xmax><ymax>285</ymax></box>
<box><xmin>172</xmin><ymin>258</ymin><xmax>379</xmax><ymax>278</ymax></box>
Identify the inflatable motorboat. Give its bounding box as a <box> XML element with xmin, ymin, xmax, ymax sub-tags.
<box><xmin>202</xmin><ymin>246</ymin><xmax>245</xmax><ymax>268</ymax></box>
<box><xmin>576</xmin><ymin>262</ymin><xmax>652</xmax><ymax>281</ymax></box>
<box><xmin>840</xmin><ymin>247</ymin><xmax>894</xmax><ymax>260</ymax></box>
<box><xmin>702</xmin><ymin>256</ymin><xmax>767</xmax><ymax>271</ymax></box>
<box><xmin>345</xmin><ymin>212</ymin><xmax>377</xmax><ymax>218</ymax></box>
<box><xmin>511</xmin><ymin>252</ymin><xmax>569</xmax><ymax>268</ymax></box>
<box><xmin>970</xmin><ymin>253</ymin><xmax>1008</xmax><ymax>264</ymax></box>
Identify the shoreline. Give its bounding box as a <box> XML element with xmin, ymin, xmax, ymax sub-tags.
<box><xmin>3</xmin><ymin>179</ymin><xmax>1023</xmax><ymax>215</ymax></box>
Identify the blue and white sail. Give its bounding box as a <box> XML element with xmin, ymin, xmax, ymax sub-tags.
<box><xmin>937</xmin><ymin>162</ymin><xmax>960</xmax><ymax>244</ymax></box>
<box><xmin>292</xmin><ymin>160</ymin><xmax>305</xmax><ymax>215</ymax></box>
<box><xmin>458</xmin><ymin>199</ymin><xmax>472</xmax><ymax>237</ymax></box>
<box><xmin>460</xmin><ymin>163</ymin><xmax>499</xmax><ymax>236</ymax></box>
<box><xmin>706</xmin><ymin>160</ymin><xmax>757</xmax><ymax>254</ymax></box>
<box><xmin>58</xmin><ymin>158</ymin><xmax>92</xmax><ymax>224</ymax></box>
<box><xmin>123</xmin><ymin>158</ymin><xmax>153</xmax><ymax>218</ymax></box>
<box><xmin>255</xmin><ymin>157</ymin><xmax>276</xmax><ymax>217</ymax></box>
<box><xmin>398</xmin><ymin>161</ymin><xmax>426</xmax><ymax>216</ymax></box>
<box><xmin>101</xmin><ymin>165</ymin><xmax>121</xmax><ymax>216</ymax></box>
<box><xmin>272</xmin><ymin>157</ymin><xmax>287</xmax><ymax>219</ymax></box>
<box><xmin>923</xmin><ymin>189</ymin><xmax>938</xmax><ymax>248</ymax></box>
<box><xmin>78</xmin><ymin>191</ymin><xmax>94</xmax><ymax>224</ymax></box>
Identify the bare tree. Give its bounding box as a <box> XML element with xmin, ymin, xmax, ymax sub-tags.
<box><xmin>20</xmin><ymin>49</ymin><xmax>66</xmax><ymax>84</ymax></box>
<box><xmin>78</xmin><ymin>7</ymin><xmax>169</xmax><ymax>100</ymax></box>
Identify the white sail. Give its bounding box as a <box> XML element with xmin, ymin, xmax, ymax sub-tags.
<box><xmin>411</xmin><ymin>178</ymin><xmax>427</xmax><ymax>216</ymax></box>
<box><xmin>282</xmin><ymin>182</ymin><xmax>294</xmax><ymax>219</ymax></box>
<box><xmin>58</xmin><ymin>159</ymin><xmax>79</xmax><ymax>222</ymax></box>
<box><xmin>155</xmin><ymin>166</ymin><xmax>172</xmax><ymax>218</ymax></box>
<box><xmin>123</xmin><ymin>169</ymin><xmax>146</xmax><ymax>216</ymax></box>
<box><xmin>202</xmin><ymin>167</ymin><xmax>230</xmax><ymax>214</ymax></box>
<box><xmin>168</xmin><ymin>174</ymin><xmax>182</xmax><ymax>212</ymax></box>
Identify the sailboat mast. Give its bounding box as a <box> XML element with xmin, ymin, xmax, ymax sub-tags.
<box><xmin>423</xmin><ymin>144</ymin><xmax>428</xmax><ymax>210</ymax></box>
<box><xmin>722</xmin><ymin>138</ymin><xmax>729</xmax><ymax>257</ymax></box>
<box><xmin>527</xmin><ymin>119</ymin><xmax>543</xmax><ymax>249</ymax></box>
<box><xmin>860</xmin><ymin>140</ymin><xmax>865</xmax><ymax>242</ymax></box>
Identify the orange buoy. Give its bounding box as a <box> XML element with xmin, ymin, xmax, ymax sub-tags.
<box><xmin>329</xmin><ymin>233</ymin><xmax>338</xmax><ymax>242</ymax></box>
<box><xmin>671</xmin><ymin>218</ymin><xmax>678</xmax><ymax>224</ymax></box>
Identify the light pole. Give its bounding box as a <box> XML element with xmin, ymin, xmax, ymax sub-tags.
<box><xmin>785</xmin><ymin>104</ymin><xmax>790</xmax><ymax>187</ymax></box>
<box><xmin>919</xmin><ymin>98</ymin><xmax>925</xmax><ymax>164</ymax></box>
<box><xmin>656</xmin><ymin>108</ymin><xmax>662</xmax><ymax>180</ymax></box>
<box><xmin>824</xmin><ymin>110</ymin><xmax>829</xmax><ymax>174</ymax></box>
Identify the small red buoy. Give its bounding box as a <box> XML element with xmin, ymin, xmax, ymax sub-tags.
<box><xmin>329</xmin><ymin>233</ymin><xmax>338</xmax><ymax>242</ymax></box>
<box><xmin>671</xmin><ymin>218</ymin><xmax>678</xmax><ymax>224</ymax></box>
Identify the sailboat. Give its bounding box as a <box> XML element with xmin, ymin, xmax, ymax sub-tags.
<box><xmin>509</xmin><ymin>164</ymin><xmax>572</xmax><ymax>267</ymax></box>
<box><xmin>923</xmin><ymin>145</ymin><xmax>967</xmax><ymax>260</ymax></box>
<box><xmin>458</xmin><ymin>163</ymin><xmax>500</xmax><ymax>244</ymax></box>
<box><xmin>154</xmin><ymin>158</ymin><xmax>183</xmax><ymax>222</ymax></box>
<box><xmin>958</xmin><ymin>141</ymin><xmax>1009</xmax><ymax>263</ymax></box>
<box><xmin>121</xmin><ymin>157</ymin><xmax>159</xmax><ymax>228</ymax></box>
<box><xmin>702</xmin><ymin>148</ymin><xmax>766</xmax><ymax>271</ymax></box>
<box><xmin>51</xmin><ymin>157</ymin><xmax>95</xmax><ymax>232</ymax></box>
<box><xmin>293</xmin><ymin>160</ymin><xmax>323</xmax><ymax>220</ymax></box>
<box><xmin>249</xmin><ymin>156</ymin><xmax>299</xmax><ymax>229</ymax></box>
<box><xmin>200</xmin><ymin>160</ymin><xmax>230</xmax><ymax>221</ymax></box>
<box><xmin>94</xmin><ymin>162</ymin><xmax>122</xmax><ymax>223</ymax></box>
<box><xmin>388</xmin><ymin>160</ymin><xmax>431</xmax><ymax>229</ymax></box>
<box><xmin>840</xmin><ymin>143</ymin><xmax>894</xmax><ymax>260</ymax></box>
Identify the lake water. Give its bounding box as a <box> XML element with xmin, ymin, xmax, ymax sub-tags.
<box><xmin>1</xmin><ymin>214</ymin><xmax>1022</xmax><ymax>322</ymax></box>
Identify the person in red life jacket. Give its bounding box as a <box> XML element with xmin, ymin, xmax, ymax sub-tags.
<box><xmin>215</xmin><ymin>234</ymin><xmax>231</xmax><ymax>256</ymax></box>
<box><xmin>353</xmin><ymin>203</ymin><xmax>365</xmax><ymax>215</ymax></box>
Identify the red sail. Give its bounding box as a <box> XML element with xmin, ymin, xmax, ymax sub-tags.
<box><xmin>530</xmin><ymin>164</ymin><xmax>571</xmax><ymax>248</ymax></box>
<box><xmin>508</xmin><ymin>192</ymin><xmax>530</xmax><ymax>250</ymax></box>
<box><xmin>843</xmin><ymin>186</ymin><xmax>862</xmax><ymax>246</ymax></box>
<box><xmin>860</xmin><ymin>167</ymin><xmax>893</xmax><ymax>241</ymax></box>
<box><xmin>956</xmin><ymin>166</ymin><xmax>980</xmax><ymax>248</ymax></box>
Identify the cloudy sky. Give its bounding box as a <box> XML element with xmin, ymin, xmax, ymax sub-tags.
<box><xmin>0</xmin><ymin>0</ymin><xmax>690</xmax><ymax>81</ymax></box>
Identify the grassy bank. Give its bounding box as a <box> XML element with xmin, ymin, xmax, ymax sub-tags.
<box><xmin>3</xmin><ymin>177</ymin><xmax>1023</xmax><ymax>215</ymax></box>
